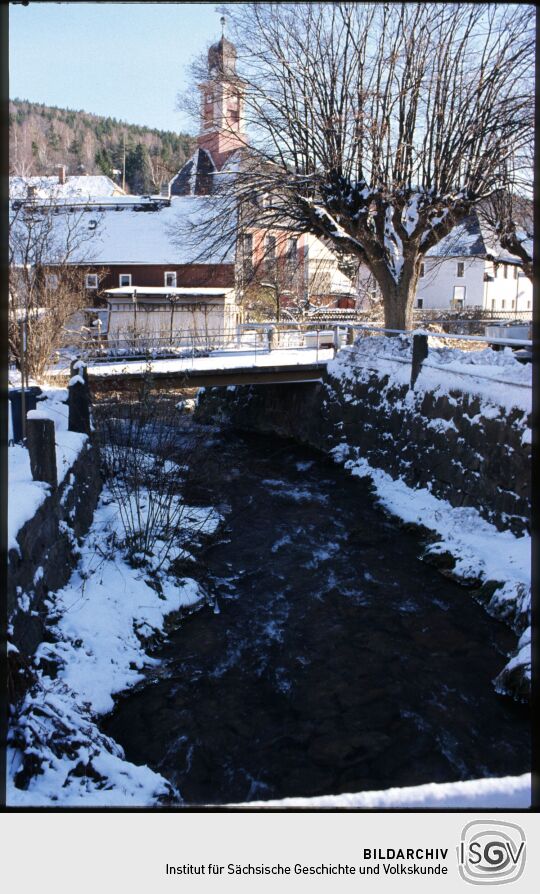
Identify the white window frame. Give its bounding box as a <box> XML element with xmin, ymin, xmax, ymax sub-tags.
<box><xmin>456</xmin><ymin>261</ymin><xmax>465</xmax><ymax>278</ymax></box>
<box><xmin>85</xmin><ymin>273</ymin><xmax>98</xmax><ymax>289</ymax></box>
<box><xmin>164</xmin><ymin>271</ymin><xmax>177</xmax><ymax>288</ymax></box>
<box><xmin>119</xmin><ymin>274</ymin><xmax>132</xmax><ymax>287</ymax></box>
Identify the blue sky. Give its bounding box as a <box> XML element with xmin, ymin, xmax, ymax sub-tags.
<box><xmin>9</xmin><ymin>2</ymin><xmax>225</xmax><ymax>133</ymax></box>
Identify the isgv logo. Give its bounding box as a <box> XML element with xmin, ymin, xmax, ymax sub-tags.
<box><xmin>458</xmin><ymin>821</ymin><xmax>526</xmax><ymax>885</ymax></box>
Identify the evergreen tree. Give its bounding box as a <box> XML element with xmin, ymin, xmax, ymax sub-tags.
<box><xmin>125</xmin><ymin>142</ymin><xmax>153</xmax><ymax>193</ymax></box>
<box><xmin>95</xmin><ymin>147</ymin><xmax>113</xmax><ymax>178</ymax></box>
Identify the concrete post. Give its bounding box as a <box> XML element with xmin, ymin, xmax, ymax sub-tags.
<box><xmin>26</xmin><ymin>414</ymin><xmax>57</xmax><ymax>488</ymax></box>
<box><xmin>410</xmin><ymin>333</ymin><xmax>429</xmax><ymax>388</ymax></box>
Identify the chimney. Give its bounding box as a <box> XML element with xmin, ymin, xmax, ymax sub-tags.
<box><xmin>57</xmin><ymin>164</ymin><xmax>66</xmax><ymax>185</ymax></box>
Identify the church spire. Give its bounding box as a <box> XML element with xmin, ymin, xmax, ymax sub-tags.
<box><xmin>198</xmin><ymin>27</ymin><xmax>245</xmax><ymax>169</ymax></box>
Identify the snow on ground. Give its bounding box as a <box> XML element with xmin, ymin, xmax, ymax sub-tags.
<box><xmin>328</xmin><ymin>336</ymin><xmax>532</xmax><ymax>414</ymax></box>
<box><xmin>8</xmin><ymin>487</ymin><xmax>213</xmax><ymax>806</ymax></box>
<box><xmin>52</xmin><ymin>347</ymin><xmax>335</xmax><ymax>379</ymax></box>
<box><xmin>8</xmin><ymin>388</ymin><xmax>87</xmax><ymax>552</ymax></box>
<box><xmin>238</xmin><ymin>773</ymin><xmax>531</xmax><ymax>809</ymax></box>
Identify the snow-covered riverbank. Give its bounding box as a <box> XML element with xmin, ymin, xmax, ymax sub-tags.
<box><xmin>326</xmin><ymin>338</ymin><xmax>531</xmax><ymax>699</ymax></box>
<box><xmin>8</xmin><ymin>488</ymin><xmax>218</xmax><ymax>806</ymax></box>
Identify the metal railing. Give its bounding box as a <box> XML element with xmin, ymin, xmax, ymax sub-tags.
<box><xmin>58</xmin><ymin>326</ymin><xmax>342</xmax><ymax>373</ymax></box>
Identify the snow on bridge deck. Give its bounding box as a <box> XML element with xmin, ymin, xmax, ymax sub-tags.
<box><xmin>78</xmin><ymin>347</ymin><xmax>334</xmax><ymax>389</ymax></box>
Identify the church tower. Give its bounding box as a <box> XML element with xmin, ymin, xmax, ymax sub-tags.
<box><xmin>198</xmin><ymin>28</ymin><xmax>245</xmax><ymax>170</ymax></box>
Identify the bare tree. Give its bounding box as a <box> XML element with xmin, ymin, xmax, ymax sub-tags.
<box><xmin>9</xmin><ymin>188</ymin><xmax>102</xmax><ymax>380</ymax></box>
<box><xmin>180</xmin><ymin>3</ymin><xmax>534</xmax><ymax>330</ymax></box>
<box><xmin>477</xmin><ymin>154</ymin><xmax>533</xmax><ymax>280</ymax></box>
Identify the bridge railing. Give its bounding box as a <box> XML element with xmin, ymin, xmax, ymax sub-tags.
<box><xmin>59</xmin><ymin>324</ymin><xmax>344</xmax><ymax>366</ymax></box>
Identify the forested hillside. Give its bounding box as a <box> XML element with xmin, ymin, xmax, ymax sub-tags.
<box><xmin>9</xmin><ymin>99</ymin><xmax>196</xmax><ymax>193</ymax></box>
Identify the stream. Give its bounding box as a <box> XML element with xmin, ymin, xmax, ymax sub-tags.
<box><xmin>103</xmin><ymin>423</ymin><xmax>529</xmax><ymax>805</ymax></box>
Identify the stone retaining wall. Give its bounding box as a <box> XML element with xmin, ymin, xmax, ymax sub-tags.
<box><xmin>8</xmin><ymin>444</ymin><xmax>102</xmax><ymax>657</ymax></box>
<box><xmin>196</xmin><ymin>369</ymin><xmax>530</xmax><ymax>536</ymax></box>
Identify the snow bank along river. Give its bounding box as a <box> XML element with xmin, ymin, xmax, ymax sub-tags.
<box><xmin>102</xmin><ymin>421</ymin><xmax>530</xmax><ymax>806</ymax></box>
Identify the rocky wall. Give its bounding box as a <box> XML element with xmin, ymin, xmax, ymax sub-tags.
<box><xmin>8</xmin><ymin>444</ymin><xmax>102</xmax><ymax>657</ymax></box>
<box><xmin>196</xmin><ymin>370</ymin><xmax>531</xmax><ymax>536</ymax></box>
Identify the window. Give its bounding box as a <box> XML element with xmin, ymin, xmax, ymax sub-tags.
<box><xmin>46</xmin><ymin>273</ymin><xmax>59</xmax><ymax>290</ymax></box>
<box><xmin>501</xmin><ymin>299</ymin><xmax>506</xmax><ymax>309</ymax></box>
<box><xmin>416</xmin><ymin>297</ymin><xmax>424</xmax><ymax>309</ymax></box>
<box><xmin>456</xmin><ymin>262</ymin><xmax>465</xmax><ymax>278</ymax></box>
<box><xmin>85</xmin><ymin>273</ymin><xmax>98</xmax><ymax>289</ymax></box>
<box><xmin>503</xmin><ymin>264</ymin><xmax>508</xmax><ymax>279</ymax></box>
<box><xmin>491</xmin><ymin>298</ymin><xmax>496</xmax><ymax>311</ymax></box>
<box><xmin>119</xmin><ymin>274</ymin><xmax>132</xmax><ymax>287</ymax></box>
<box><xmin>242</xmin><ymin>233</ymin><xmax>253</xmax><ymax>272</ymax></box>
<box><xmin>164</xmin><ymin>271</ymin><xmax>177</xmax><ymax>288</ymax></box>
<box><xmin>286</xmin><ymin>237</ymin><xmax>298</xmax><ymax>264</ymax></box>
<box><xmin>419</xmin><ymin>262</ymin><xmax>425</xmax><ymax>278</ymax></box>
<box><xmin>511</xmin><ymin>299</ymin><xmax>516</xmax><ymax>310</ymax></box>
<box><xmin>228</xmin><ymin>92</ymin><xmax>240</xmax><ymax>124</ymax></box>
<box><xmin>527</xmin><ymin>300</ymin><xmax>531</xmax><ymax>310</ymax></box>
<box><xmin>204</xmin><ymin>92</ymin><xmax>214</xmax><ymax>125</ymax></box>
<box><xmin>452</xmin><ymin>285</ymin><xmax>465</xmax><ymax>308</ymax></box>
<box><xmin>513</xmin><ymin>266</ymin><xmax>518</xmax><ymax>280</ymax></box>
<box><xmin>265</xmin><ymin>235</ymin><xmax>276</xmax><ymax>270</ymax></box>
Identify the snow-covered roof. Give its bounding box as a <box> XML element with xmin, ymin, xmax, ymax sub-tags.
<box><xmin>14</xmin><ymin>195</ymin><xmax>236</xmax><ymax>266</ymax></box>
<box><xmin>426</xmin><ymin>212</ymin><xmax>526</xmax><ymax>264</ymax></box>
<box><xmin>9</xmin><ymin>175</ymin><xmax>124</xmax><ymax>200</ymax></box>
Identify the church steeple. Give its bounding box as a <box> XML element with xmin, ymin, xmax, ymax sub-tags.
<box><xmin>198</xmin><ymin>26</ymin><xmax>245</xmax><ymax>170</ymax></box>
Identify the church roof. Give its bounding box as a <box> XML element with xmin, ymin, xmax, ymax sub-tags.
<box><xmin>208</xmin><ymin>36</ymin><xmax>237</xmax><ymax>77</ymax></box>
<box><xmin>169</xmin><ymin>148</ymin><xmax>217</xmax><ymax>197</ymax></box>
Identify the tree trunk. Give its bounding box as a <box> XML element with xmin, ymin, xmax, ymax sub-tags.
<box><xmin>369</xmin><ymin>255</ymin><xmax>420</xmax><ymax>332</ymax></box>
<box><xmin>382</xmin><ymin>279</ymin><xmax>418</xmax><ymax>331</ymax></box>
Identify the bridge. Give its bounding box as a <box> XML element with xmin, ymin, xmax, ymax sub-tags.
<box><xmin>81</xmin><ymin>347</ymin><xmax>334</xmax><ymax>395</ymax></box>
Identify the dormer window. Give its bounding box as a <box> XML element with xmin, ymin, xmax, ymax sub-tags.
<box><xmin>119</xmin><ymin>274</ymin><xmax>132</xmax><ymax>287</ymax></box>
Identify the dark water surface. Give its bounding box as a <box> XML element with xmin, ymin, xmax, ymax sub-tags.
<box><xmin>103</xmin><ymin>425</ymin><xmax>529</xmax><ymax>805</ymax></box>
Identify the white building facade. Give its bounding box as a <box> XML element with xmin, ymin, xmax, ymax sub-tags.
<box><xmin>415</xmin><ymin>213</ymin><xmax>532</xmax><ymax>313</ymax></box>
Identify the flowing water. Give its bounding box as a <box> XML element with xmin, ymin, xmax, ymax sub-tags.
<box><xmin>103</xmin><ymin>423</ymin><xmax>529</xmax><ymax>805</ymax></box>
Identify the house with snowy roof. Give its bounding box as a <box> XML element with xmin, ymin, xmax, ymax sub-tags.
<box><xmin>414</xmin><ymin>212</ymin><xmax>532</xmax><ymax>314</ymax></box>
<box><xmin>10</xmin><ymin>167</ymin><xmax>125</xmax><ymax>203</ymax></box>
